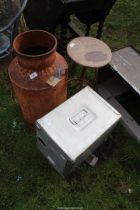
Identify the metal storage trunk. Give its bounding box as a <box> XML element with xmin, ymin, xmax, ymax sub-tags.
<box><xmin>36</xmin><ymin>86</ymin><xmax>121</xmax><ymax>177</ymax></box>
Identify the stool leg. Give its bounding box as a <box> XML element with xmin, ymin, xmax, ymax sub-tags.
<box><xmin>96</xmin><ymin>21</ymin><xmax>105</xmax><ymax>39</ymax></box>
<box><xmin>60</xmin><ymin>15</ymin><xmax>70</xmax><ymax>56</ymax></box>
<box><xmin>80</xmin><ymin>67</ymin><xmax>87</xmax><ymax>88</ymax></box>
<box><xmin>94</xmin><ymin>68</ymin><xmax>99</xmax><ymax>91</ymax></box>
<box><xmin>85</xmin><ymin>24</ymin><xmax>91</xmax><ymax>36</ymax></box>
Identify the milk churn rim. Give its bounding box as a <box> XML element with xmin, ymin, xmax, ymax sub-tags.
<box><xmin>13</xmin><ymin>30</ymin><xmax>57</xmax><ymax>58</ymax></box>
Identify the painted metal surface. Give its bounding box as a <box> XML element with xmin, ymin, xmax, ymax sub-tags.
<box><xmin>8</xmin><ymin>30</ymin><xmax>68</xmax><ymax>127</ymax></box>
<box><xmin>36</xmin><ymin>86</ymin><xmax>121</xmax><ymax>176</ymax></box>
<box><xmin>110</xmin><ymin>46</ymin><xmax>140</xmax><ymax>95</ymax></box>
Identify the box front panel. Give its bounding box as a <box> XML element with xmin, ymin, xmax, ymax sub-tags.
<box><xmin>37</xmin><ymin>134</ymin><xmax>70</xmax><ymax>176</ymax></box>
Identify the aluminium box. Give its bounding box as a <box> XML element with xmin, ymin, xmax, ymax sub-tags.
<box><xmin>36</xmin><ymin>86</ymin><xmax>121</xmax><ymax>177</ymax></box>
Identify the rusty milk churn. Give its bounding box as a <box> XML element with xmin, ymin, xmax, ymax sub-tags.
<box><xmin>8</xmin><ymin>30</ymin><xmax>68</xmax><ymax>127</ymax></box>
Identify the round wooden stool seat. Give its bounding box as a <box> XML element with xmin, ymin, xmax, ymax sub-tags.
<box><xmin>67</xmin><ymin>37</ymin><xmax>112</xmax><ymax>92</ymax></box>
<box><xmin>67</xmin><ymin>37</ymin><xmax>112</xmax><ymax>68</ymax></box>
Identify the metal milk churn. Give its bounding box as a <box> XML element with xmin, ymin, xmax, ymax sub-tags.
<box><xmin>8</xmin><ymin>30</ymin><xmax>68</xmax><ymax>127</ymax></box>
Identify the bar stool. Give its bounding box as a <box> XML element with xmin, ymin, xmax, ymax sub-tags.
<box><xmin>67</xmin><ymin>37</ymin><xmax>112</xmax><ymax>91</ymax></box>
